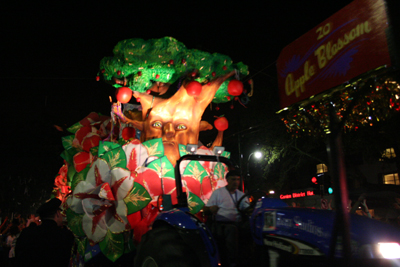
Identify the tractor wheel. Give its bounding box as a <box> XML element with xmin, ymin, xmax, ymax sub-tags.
<box><xmin>134</xmin><ymin>226</ymin><xmax>201</xmax><ymax>267</ymax></box>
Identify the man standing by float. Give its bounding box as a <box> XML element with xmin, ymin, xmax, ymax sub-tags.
<box><xmin>204</xmin><ymin>170</ymin><xmax>249</xmax><ymax>266</ymax></box>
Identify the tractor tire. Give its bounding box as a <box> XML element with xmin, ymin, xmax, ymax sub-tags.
<box><xmin>134</xmin><ymin>226</ymin><xmax>201</xmax><ymax>267</ymax></box>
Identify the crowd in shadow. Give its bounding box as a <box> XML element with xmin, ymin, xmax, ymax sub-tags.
<box><xmin>0</xmin><ymin>212</ymin><xmax>40</xmax><ymax>266</ymax></box>
<box><xmin>0</xmin><ymin>199</ymin><xmax>74</xmax><ymax>267</ymax></box>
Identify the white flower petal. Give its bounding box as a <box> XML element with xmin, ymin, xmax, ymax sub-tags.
<box><xmin>105</xmin><ymin>200</ymin><xmax>128</xmax><ymax>234</ymax></box>
<box><xmin>70</xmin><ymin>181</ymin><xmax>95</xmax><ymax>213</ymax></box>
<box><xmin>123</xmin><ymin>142</ymin><xmax>149</xmax><ymax>169</ymax></box>
<box><xmin>83</xmin><ymin>213</ymin><xmax>107</xmax><ymax>243</ymax></box>
<box><xmin>86</xmin><ymin>158</ymin><xmax>111</xmax><ymax>186</ymax></box>
<box><xmin>111</xmin><ymin>168</ymin><xmax>134</xmax><ymax>200</ymax></box>
<box><xmin>216</xmin><ymin>179</ymin><xmax>227</xmax><ymax>189</ymax></box>
<box><xmin>81</xmin><ymin>197</ymin><xmax>111</xmax><ymax>243</ymax></box>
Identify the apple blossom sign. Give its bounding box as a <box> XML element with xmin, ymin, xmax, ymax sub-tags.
<box><xmin>277</xmin><ymin>0</ymin><xmax>392</xmax><ymax>109</ymax></box>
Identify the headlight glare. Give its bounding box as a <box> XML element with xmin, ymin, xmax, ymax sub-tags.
<box><xmin>378</xmin><ymin>242</ymin><xmax>400</xmax><ymax>259</ymax></box>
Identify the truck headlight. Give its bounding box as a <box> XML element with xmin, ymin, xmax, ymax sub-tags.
<box><xmin>377</xmin><ymin>243</ymin><xmax>400</xmax><ymax>259</ymax></box>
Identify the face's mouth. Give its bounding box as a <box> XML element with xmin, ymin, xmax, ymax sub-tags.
<box><xmin>163</xmin><ymin>141</ymin><xmax>176</xmax><ymax>146</ymax></box>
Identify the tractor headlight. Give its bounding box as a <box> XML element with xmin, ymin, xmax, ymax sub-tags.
<box><xmin>377</xmin><ymin>243</ymin><xmax>400</xmax><ymax>259</ymax></box>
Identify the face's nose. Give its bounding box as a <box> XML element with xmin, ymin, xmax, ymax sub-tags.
<box><xmin>163</xmin><ymin>122</ymin><xmax>175</xmax><ymax>139</ymax></box>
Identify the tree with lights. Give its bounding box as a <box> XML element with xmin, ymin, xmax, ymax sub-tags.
<box><xmin>98</xmin><ymin>36</ymin><xmax>249</xmax><ymax>104</ymax></box>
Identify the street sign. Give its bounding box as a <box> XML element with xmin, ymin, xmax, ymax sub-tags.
<box><xmin>277</xmin><ymin>0</ymin><xmax>392</xmax><ymax>109</ymax></box>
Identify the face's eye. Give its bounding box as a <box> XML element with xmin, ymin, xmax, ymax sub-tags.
<box><xmin>176</xmin><ymin>124</ymin><xmax>187</xmax><ymax>130</ymax></box>
<box><xmin>152</xmin><ymin>121</ymin><xmax>162</xmax><ymax>128</ymax></box>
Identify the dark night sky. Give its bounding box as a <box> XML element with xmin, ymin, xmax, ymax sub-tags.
<box><xmin>1</xmin><ymin>1</ymin><xmax>356</xmax><ymax>200</ymax></box>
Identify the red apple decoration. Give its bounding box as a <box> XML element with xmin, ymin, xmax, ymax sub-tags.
<box><xmin>122</xmin><ymin>127</ymin><xmax>136</xmax><ymax>140</ymax></box>
<box><xmin>214</xmin><ymin>116</ymin><xmax>229</xmax><ymax>131</ymax></box>
<box><xmin>227</xmin><ymin>80</ymin><xmax>243</xmax><ymax>96</ymax></box>
<box><xmin>169</xmin><ymin>59</ymin><xmax>174</xmax><ymax>64</ymax></box>
<box><xmin>185</xmin><ymin>81</ymin><xmax>202</xmax><ymax>96</ymax></box>
<box><xmin>116</xmin><ymin>87</ymin><xmax>132</xmax><ymax>103</ymax></box>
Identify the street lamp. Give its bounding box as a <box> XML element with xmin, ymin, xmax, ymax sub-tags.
<box><xmin>247</xmin><ymin>151</ymin><xmax>262</xmax><ymax>173</ymax></box>
<box><xmin>244</xmin><ymin>151</ymin><xmax>263</xmax><ymax>191</ymax></box>
<box><xmin>253</xmin><ymin>151</ymin><xmax>262</xmax><ymax>159</ymax></box>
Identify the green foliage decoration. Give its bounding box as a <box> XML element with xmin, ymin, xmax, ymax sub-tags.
<box><xmin>99</xmin><ymin>37</ymin><xmax>249</xmax><ymax>103</ymax></box>
<box><xmin>99</xmin><ymin>230</ymin><xmax>125</xmax><ymax>262</ymax></box>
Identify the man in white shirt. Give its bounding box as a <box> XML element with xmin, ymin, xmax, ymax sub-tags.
<box><xmin>204</xmin><ymin>170</ymin><xmax>249</xmax><ymax>267</ymax></box>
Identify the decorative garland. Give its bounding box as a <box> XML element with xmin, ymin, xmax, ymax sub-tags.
<box><xmin>280</xmin><ymin>68</ymin><xmax>400</xmax><ymax>138</ymax></box>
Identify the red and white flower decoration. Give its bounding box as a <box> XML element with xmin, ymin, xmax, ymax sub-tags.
<box><xmin>123</xmin><ymin>139</ymin><xmax>149</xmax><ymax>173</ymax></box>
<box><xmin>134</xmin><ymin>167</ymin><xmax>177</xmax><ymax>205</ymax></box>
<box><xmin>69</xmin><ymin>158</ymin><xmax>133</xmax><ymax>243</ymax></box>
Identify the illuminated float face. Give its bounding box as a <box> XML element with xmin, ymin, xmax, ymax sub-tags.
<box><xmin>140</xmin><ymin>90</ymin><xmax>202</xmax><ymax>164</ymax></box>
<box><xmin>122</xmin><ymin>73</ymin><xmax>233</xmax><ymax>165</ymax></box>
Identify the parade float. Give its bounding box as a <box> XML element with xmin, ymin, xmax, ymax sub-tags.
<box><xmin>51</xmin><ymin>37</ymin><xmax>250</xmax><ymax>262</ymax></box>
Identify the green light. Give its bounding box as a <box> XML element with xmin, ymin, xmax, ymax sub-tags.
<box><xmin>328</xmin><ymin>187</ymin><xmax>333</xmax><ymax>194</ymax></box>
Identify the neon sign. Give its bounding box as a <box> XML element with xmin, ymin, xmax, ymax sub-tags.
<box><xmin>280</xmin><ymin>190</ymin><xmax>315</xmax><ymax>200</ymax></box>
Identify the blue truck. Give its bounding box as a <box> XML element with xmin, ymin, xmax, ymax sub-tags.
<box><xmin>132</xmin><ymin>154</ymin><xmax>400</xmax><ymax>267</ymax></box>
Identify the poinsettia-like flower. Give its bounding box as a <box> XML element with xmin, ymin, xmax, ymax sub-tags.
<box><xmin>182</xmin><ymin>159</ymin><xmax>227</xmax><ymax>207</ymax></box>
<box><xmin>123</xmin><ymin>139</ymin><xmax>149</xmax><ymax>173</ymax></box>
<box><xmin>70</xmin><ymin>112</ymin><xmax>117</xmax><ymax>152</ymax></box>
<box><xmin>213</xmin><ymin>161</ymin><xmax>229</xmax><ymax>189</ymax></box>
<box><xmin>134</xmin><ymin>166</ymin><xmax>177</xmax><ymax>205</ymax></box>
<box><xmin>54</xmin><ymin>163</ymin><xmax>68</xmax><ymax>188</ymax></box>
<box><xmin>53</xmin><ymin>163</ymin><xmax>71</xmax><ymax>202</ymax></box>
<box><xmin>178</xmin><ymin>145</ymin><xmax>221</xmax><ymax>175</ymax></box>
<box><xmin>69</xmin><ymin>158</ymin><xmax>133</xmax><ymax>243</ymax></box>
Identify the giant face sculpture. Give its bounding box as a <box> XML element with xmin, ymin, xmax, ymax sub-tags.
<box><xmin>119</xmin><ymin>72</ymin><xmax>233</xmax><ymax>165</ymax></box>
<box><xmin>145</xmin><ymin>101</ymin><xmax>192</xmax><ymax>163</ymax></box>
